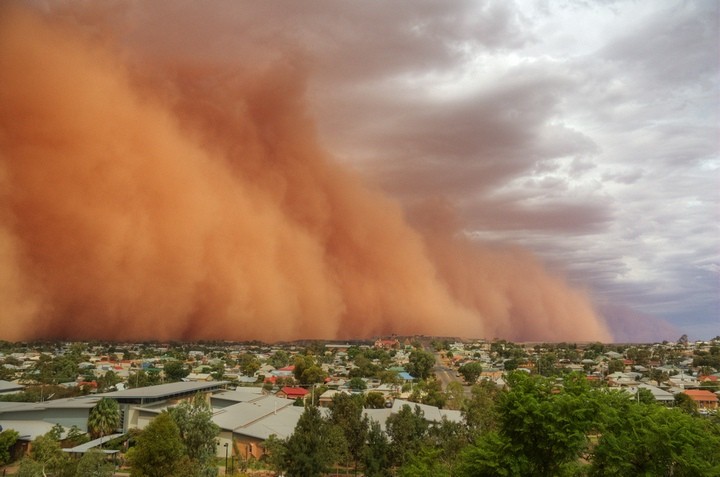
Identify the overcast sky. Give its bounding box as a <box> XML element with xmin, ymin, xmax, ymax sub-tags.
<box><xmin>277</xmin><ymin>0</ymin><xmax>719</xmax><ymax>338</ymax></box>
<box><xmin>25</xmin><ymin>0</ymin><xmax>720</xmax><ymax>339</ymax></box>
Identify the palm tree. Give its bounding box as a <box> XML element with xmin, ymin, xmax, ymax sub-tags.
<box><xmin>87</xmin><ymin>397</ymin><xmax>120</xmax><ymax>439</ymax></box>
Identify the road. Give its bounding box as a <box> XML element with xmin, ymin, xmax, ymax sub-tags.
<box><xmin>434</xmin><ymin>363</ymin><xmax>459</xmax><ymax>389</ymax></box>
<box><xmin>431</xmin><ymin>351</ymin><xmax>477</xmax><ymax>400</ymax></box>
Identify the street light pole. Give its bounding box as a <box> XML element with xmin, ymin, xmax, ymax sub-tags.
<box><xmin>224</xmin><ymin>442</ymin><xmax>228</xmax><ymax>475</ymax></box>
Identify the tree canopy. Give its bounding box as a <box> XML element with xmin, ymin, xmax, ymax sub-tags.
<box><xmin>405</xmin><ymin>350</ymin><xmax>436</xmax><ymax>380</ymax></box>
<box><xmin>458</xmin><ymin>362</ymin><xmax>482</xmax><ymax>384</ymax></box>
<box><xmin>272</xmin><ymin>405</ymin><xmax>347</xmax><ymax>477</ymax></box>
<box><xmin>88</xmin><ymin>397</ymin><xmax>121</xmax><ymax>439</ymax></box>
<box><xmin>128</xmin><ymin>412</ymin><xmax>185</xmax><ymax>477</ymax></box>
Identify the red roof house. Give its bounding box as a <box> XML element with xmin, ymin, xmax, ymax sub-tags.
<box><xmin>683</xmin><ymin>389</ymin><xmax>718</xmax><ymax>410</ymax></box>
<box><xmin>277</xmin><ymin>387</ymin><xmax>309</xmax><ymax>400</ymax></box>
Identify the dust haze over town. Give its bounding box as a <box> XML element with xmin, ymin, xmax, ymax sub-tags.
<box><xmin>0</xmin><ymin>1</ymin><xmax>717</xmax><ymax>344</ymax></box>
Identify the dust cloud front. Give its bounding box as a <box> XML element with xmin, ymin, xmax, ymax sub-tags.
<box><xmin>0</xmin><ymin>6</ymin><xmax>611</xmax><ymax>342</ymax></box>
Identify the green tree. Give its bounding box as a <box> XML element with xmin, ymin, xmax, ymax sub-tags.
<box><xmin>163</xmin><ymin>361</ymin><xmax>189</xmax><ymax>382</ymax></box>
<box><xmin>458</xmin><ymin>372</ymin><xmax>603</xmax><ymax>476</ymax></box>
<box><xmin>76</xmin><ymin>449</ymin><xmax>114</xmax><ymax>477</ymax></box>
<box><xmin>280</xmin><ymin>406</ymin><xmax>347</xmax><ymax>477</ymax></box>
<box><xmin>88</xmin><ymin>398</ymin><xmax>121</xmax><ymax>439</ymax></box>
<box><xmin>608</xmin><ymin>358</ymin><xmax>625</xmax><ymax>374</ymax></box>
<box><xmin>329</xmin><ymin>393</ymin><xmax>368</xmax><ymax>471</ymax></box>
<box><xmin>535</xmin><ymin>352</ymin><xmax>558</xmax><ymax>377</ymax></box>
<box><xmin>398</xmin><ymin>446</ymin><xmax>451</xmax><ymax>477</ymax></box>
<box><xmin>377</xmin><ymin>370</ymin><xmax>400</xmax><ymax>386</ymax></box>
<box><xmin>636</xmin><ymin>387</ymin><xmax>656</xmax><ymax>405</ymax></box>
<box><xmin>293</xmin><ymin>355</ymin><xmax>327</xmax><ymax>385</ymax></box>
<box><xmin>33</xmin><ymin>356</ymin><xmax>79</xmax><ymax>385</ymax></box>
<box><xmin>27</xmin><ymin>432</ymin><xmax>75</xmax><ymax>477</ymax></box>
<box><xmin>97</xmin><ymin>370</ymin><xmax>120</xmax><ymax>392</ymax></box>
<box><xmin>363</xmin><ymin>419</ymin><xmax>391</xmax><ymax>477</ymax></box>
<box><xmin>386</xmin><ymin>405</ymin><xmax>429</xmax><ymax>467</ymax></box>
<box><xmin>406</xmin><ymin>350</ymin><xmax>436</xmax><ymax>380</ymax></box>
<box><xmin>48</xmin><ymin>423</ymin><xmax>64</xmax><ymax>441</ymax></box>
<box><xmin>418</xmin><ymin>379</ymin><xmax>446</xmax><ymax>409</ymax></box>
<box><xmin>590</xmin><ymin>402</ymin><xmax>720</xmax><ymax>476</ymax></box>
<box><xmin>128</xmin><ymin>369</ymin><xmax>160</xmax><ymax>388</ymax></box>
<box><xmin>168</xmin><ymin>394</ymin><xmax>219</xmax><ymax>477</ymax></box>
<box><xmin>237</xmin><ymin>353</ymin><xmax>260</xmax><ymax>376</ymax></box>
<box><xmin>457</xmin><ymin>430</ymin><xmax>526</xmax><ymax>477</ymax></box>
<box><xmin>16</xmin><ymin>459</ymin><xmax>46</xmax><ymax>477</ymax></box>
<box><xmin>426</xmin><ymin>416</ymin><xmax>468</xmax><ymax>465</ymax></box>
<box><xmin>262</xmin><ymin>434</ymin><xmax>287</xmax><ymax>475</ymax></box>
<box><xmin>462</xmin><ymin>380</ymin><xmax>499</xmax><ymax>440</ymax></box>
<box><xmin>365</xmin><ymin>391</ymin><xmax>387</xmax><ymax>409</ymax></box>
<box><xmin>0</xmin><ymin>428</ymin><xmax>19</xmax><ymax>466</ymax></box>
<box><xmin>65</xmin><ymin>425</ymin><xmax>89</xmax><ymax>447</ymax></box>
<box><xmin>268</xmin><ymin>350</ymin><xmax>290</xmax><ymax>369</ymax></box>
<box><xmin>128</xmin><ymin>412</ymin><xmax>185</xmax><ymax>477</ymax></box>
<box><xmin>292</xmin><ymin>355</ymin><xmax>313</xmax><ymax>382</ymax></box>
<box><xmin>501</xmin><ymin>372</ymin><xmax>602</xmax><ymax>475</ymax></box>
<box><xmin>444</xmin><ymin>381</ymin><xmax>465</xmax><ymax>411</ymax></box>
<box><xmin>300</xmin><ymin>365</ymin><xmax>327</xmax><ymax>385</ymax></box>
<box><xmin>674</xmin><ymin>392</ymin><xmax>699</xmax><ymax>414</ymax></box>
<box><xmin>648</xmin><ymin>368</ymin><xmax>669</xmax><ymax>386</ymax></box>
<box><xmin>458</xmin><ymin>362</ymin><xmax>482</xmax><ymax>384</ymax></box>
<box><xmin>348</xmin><ymin>377</ymin><xmax>367</xmax><ymax>391</ymax></box>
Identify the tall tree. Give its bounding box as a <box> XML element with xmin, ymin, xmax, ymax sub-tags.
<box><xmin>365</xmin><ymin>391</ymin><xmax>387</xmax><ymax>409</ymax></box>
<box><xmin>268</xmin><ymin>350</ymin><xmax>290</xmax><ymax>369</ymax></box>
<box><xmin>25</xmin><ymin>432</ymin><xmax>75</xmax><ymax>477</ymax></box>
<box><xmin>97</xmin><ymin>370</ymin><xmax>120</xmax><ymax>392</ymax></box>
<box><xmin>281</xmin><ymin>405</ymin><xmax>347</xmax><ymax>477</ymax></box>
<box><xmin>128</xmin><ymin>412</ymin><xmax>185</xmax><ymax>477</ymax></box>
<box><xmin>88</xmin><ymin>397</ymin><xmax>121</xmax><ymax>439</ymax></box>
<box><xmin>329</xmin><ymin>393</ymin><xmax>369</xmax><ymax>471</ymax></box>
<box><xmin>76</xmin><ymin>449</ymin><xmax>114</xmax><ymax>477</ymax></box>
<box><xmin>458</xmin><ymin>372</ymin><xmax>604</xmax><ymax>476</ymax></box>
<box><xmin>458</xmin><ymin>362</ymin><xmax>482</xmax><ymax>384</ymax></box>
<box><xmin>363</xmin><ymin>420</ymin><xmax>391</xmax><ymax>477</ymax></box>
<box><xmin>163</xmin><ymin>361</ymin><xmax>189</xmax><ymax>382</ymax></box>
<box><xmin>648</xmin><ymin>368</ymin><xmax>669</xmax><ymax>386</ymax></box>
<box><xmin>237</xmin><ymin>353</ymin><xmax>261</xmax><ymax>376</ymax></box>
<box><xmin>590</xmin><ymin>401</ymin><xmax>720</xmax><ymax>476</ymax></box>
<box><xmin>397</xmin><ymin>446</ymin><xmax>451</xmax><ymax>477</ymax></box>
<box><xmin>168</xmin><ymin>394</ymin><xmax>219</xmax><ymax>477</ymax></box>
<box><xmin>0</xmin><ymin>429</ymin><xmax>19</xmax><ymax>466</ymax></box>
<box><xmin>674</xmin><ymin>392</ymin><xmax>699</xmax><ymax>414</ymax></box>
<box><xmin>462</xmin><ymin>380</ymin><xmax>499</xmax><ymax>441</ymax></box>
<box><xmin>497</xmin><ymin>372</ymin><xmax>602</xmax><ymax>475</ymax></box>
<box><xmin>386</xmin><ymin>405</ymin><xmax>428</xmax><ymax>467</ymax></box>
<box><xmin>406</xmin><ymin>350</ymin><xmax>436</xmax><ymax>380</ymax></box>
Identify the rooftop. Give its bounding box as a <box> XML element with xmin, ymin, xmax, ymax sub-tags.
<box><xmin>98</xmin><ymin>381</ymin><xmax>228</xmax><ymax>404</ymax></box>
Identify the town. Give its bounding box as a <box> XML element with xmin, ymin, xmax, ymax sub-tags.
<box><xmin>0</xmin><ymin>335</ymin><xmax>718</xmax><ymax>476</ymax></box>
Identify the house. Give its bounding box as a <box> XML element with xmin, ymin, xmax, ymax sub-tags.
<box><xmin>212</xmin><ymin>397</ymin><xmax>310</xmax><ymax>461</ymax></box>
<box><xmin>276</xmin><ymin>387</ymin><xmax>309</xmax><ymax>400</ymax></box>
<box><xmin>184</xmin><ymin>372</ymin><xmax>214</xmax><ymax>382</ymax></box>
<box><xmin>271</xmin><ymin>366</ymin><xmax>295</xmax><ymax>378</ymax></box>
<box><xmin>374</xmin><ymin>339</ymin><xmax>400</xmax><ymax>350</ymax></box>
<box><xmin>0</xmin><ymin>396</ymin><xmax>101</xmax><ymax>436</ymax></box>
<box><xmin>317</xmin><ymin>389</ymin><xmax>350</xmax><ymax>407</ymax></box>
<box><xmin>683</xmin><ymin>389</ymin><xmax>718</xmax><ymax>411</ymax></box>
<box><xmin>627</xmin><ymin>384</ymin><xmax>674</xmax><ymax>405</ymax></box>
<box><xmin>668</xmin><ymin>372</ymin><xmax>698</xmax><ymax>389</ymax></box>
<box><xmin>97</xmin><ymin>380</ymin><xmax>229</xmax><ymax>432</ymax></box>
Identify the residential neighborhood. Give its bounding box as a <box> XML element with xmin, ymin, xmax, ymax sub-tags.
<box><xmin>0</xmin><ymin>336</ymin><xmax>718</xmax><ymax>475</ymax></box>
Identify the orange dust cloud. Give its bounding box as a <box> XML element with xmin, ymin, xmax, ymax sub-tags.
<box><xmin>0</xmin><ymin>6</ymin><xmax>611</xmax><ymax>342</ymax></box>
